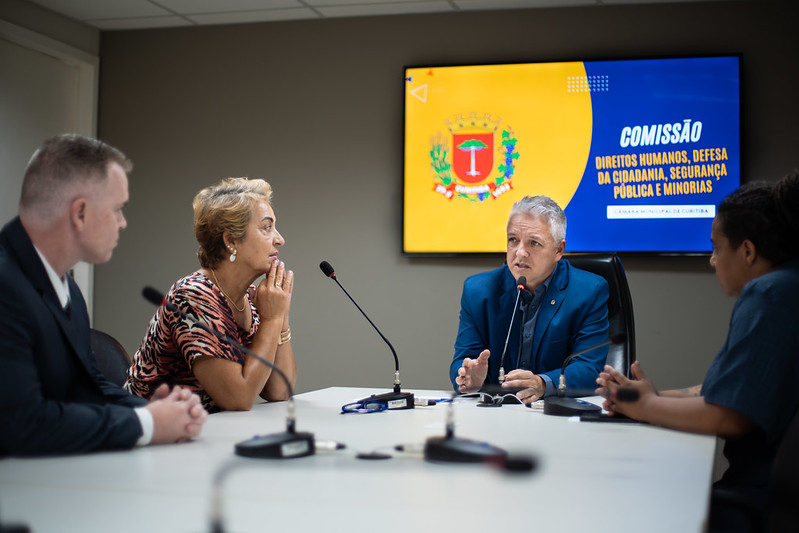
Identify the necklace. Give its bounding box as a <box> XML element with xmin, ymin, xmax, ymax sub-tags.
<box><xmin>210</xmin><ymin>268</ymin><xmax>246</xmax><ymax>312</ymax></box>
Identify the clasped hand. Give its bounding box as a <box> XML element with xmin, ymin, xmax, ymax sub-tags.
<box><xmin>253</xmin><ymin>258</ymin><xmax>293</xmax><ymax>326</ymax></box>
<box><xmin>146</xmin><ymin>383</ymin><xmax>208</xmax><ymax>444</ymax></box>
<box><xmin>595</xmin><ymin>361</ymin><xmax>656</xmax><ymax>418</ymax></box>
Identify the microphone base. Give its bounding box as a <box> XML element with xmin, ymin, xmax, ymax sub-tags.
<box><xmin>0</xmin><ymin>525</ymin><xmax>31</xmax><ymax>533</ymax></box>
<box><xmin>543</xmin><ymin>396</ymin><xmax>602</xmax><ymax>416</ymax></box>
<box><xmin>424</xmin><ymin>435</ymin><xmax>507</xmax><ymax>464</ymax></box>
<box><xmin>358</xmin><ymin>390</ymin><xmax>415</xmax><ymax>410</ymax></box>
<box><xmin>234</xmin><ymin>431</ymin><xmax>315</xmax><ymax>459</ymax></box>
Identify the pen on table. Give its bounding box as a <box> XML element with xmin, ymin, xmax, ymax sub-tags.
<box><xmin>315</xmin><ymin>440</ymin><xmax>347</xmax><ymax>451</ymax></box>
<box><xmin>414</xmin><ymin>398</ymin><xmax>438</xmax><ymax>406</ymax></box>
<box><xmin>394</xmin><ymin>443</ymin><xmax>424</xmax><ymax>453</ymax></box>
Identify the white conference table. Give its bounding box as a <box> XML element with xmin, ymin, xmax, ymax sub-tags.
<box><xmin>0</xmin><ymin>387</ymin><xmax>716</xmax><ymax>533</ymax></box>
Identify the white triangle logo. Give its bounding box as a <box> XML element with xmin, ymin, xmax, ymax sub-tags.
<box><xmin>411</xmin><ymin>84</ymin><xmax>428</xmax><ymax>103</ymax></box>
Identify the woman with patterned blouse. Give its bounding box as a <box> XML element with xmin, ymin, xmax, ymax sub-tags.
<box><xmin>125</xmin><ymin>177</ymin><xmax>296</xmax><ymax>412</ymax></box>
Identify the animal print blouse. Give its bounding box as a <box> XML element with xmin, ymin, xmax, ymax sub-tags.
<box><xmin>124</xmin><ymin>271</ymin><xmax>259</xmax><ymax>412</ymax></box>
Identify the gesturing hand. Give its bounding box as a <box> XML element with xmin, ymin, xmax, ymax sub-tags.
<box><xmin>456</xmin><ymin>349</ymin><xmax>490</xmax><ymax>393</ymax></box>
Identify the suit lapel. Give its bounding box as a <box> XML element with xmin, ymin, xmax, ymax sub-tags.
<box><xmin>42</xmin><ymin>276</ymin><xmax>91</xmax><ymax>365</ymax></box>
<box><xmin>532</xmin><ymin>260</ymin><xmax>568</xmax><ymax>355</ymax></box>
<box><xmin>497</xmin><ymin>270</ymin><xmax>517</xmax><ymax>322</ymax></box>
<box><xmin>3</xmin><ymin>217</ymin><xmax>92</xmax><ymax>367</ymax></box>
<box><xmin>497</xmin><ymin>268</ymin><xmax>519</xmax><ymax>367</ymax></box>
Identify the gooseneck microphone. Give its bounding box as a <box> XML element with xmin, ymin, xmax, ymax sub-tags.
<box><xmin>424</xmin><ymin>394</ymin><xmax>507</xmax><ymax>464</ymax></box>
<box><xmin>319</xmin><ymin>261</ymin><xmax>414</xmax><ymax>409</ymax></box>
<box><xmin>543</xmin><ymin>333</ymin><xmax>627</xmax><ymax>416</ymax></box>
<box><xmin>208</xmin><ymin>459</ymin><xmax>248</xmax><ymax>533</ymax></box>
<box><xmin>615</xmin><ymin>387</ymin><xmax>639</xmax><ymax>402</ymax></box>
<box><xmin>557</xmin><ymin>333</ymin><xmax>627</xmax><ymax>397</ymax></box>
<box><xmin>423</xmin><ymin>395</ymin><xmax>537</xmax><ymax>473</ymax></box>
<box><xmin>0</xmin><ymin>504</ymin><xmax>29</xmax><ymax>533</ymax></box>
<box><xmin>498</xmin><ymin>276</ymin><xmax>528</xmax><ymax>385</ymax></box>
<box><xmin>142</xmin><ymin>286</ymin><xmax>314</xmax><ymax>458</ymax></box>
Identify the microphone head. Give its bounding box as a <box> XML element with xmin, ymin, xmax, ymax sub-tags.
<box><xmin>319</xmin><ymin>261</ymin><xmax>336</xmax><ymax>279</ymax></box>
<box><xmin>142</xmin><ymin>286</ymin><xmax>165</xmax><ymax>307</ymax></box>
<box><xmin>615</xmin><ymin>387</ymin><xmax>639</xmax><ymax>402</ymax></box>
<box><xmin>515</xmin><ymin>276</ymin><xmax>527</xmax><ymax>290</ymax></box>
<box><xmin>142</xmin><ymin>286</ymin><xmax>179</xmax><ymax>313</ymax></box>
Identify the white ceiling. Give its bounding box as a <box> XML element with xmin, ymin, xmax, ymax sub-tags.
<box><xmin>26</xmin><ymin>0</ymin><xmax>732</xmax><ymax>31</ymax></box>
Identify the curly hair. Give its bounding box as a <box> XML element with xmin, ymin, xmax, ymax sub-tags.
<box><xmin>717</xmin><ymin>171</ymin><xmax>799</xmax><ymax>266</ymax></box>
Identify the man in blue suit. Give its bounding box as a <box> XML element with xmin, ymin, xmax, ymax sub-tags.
<box><xmin>451</xmin><ymin>196</ymin><xmax>609</xmax><ymax>404</ymax></box>
<box><xmin>0</xmin><ymin>134</ymin><xmax>207</xmax><ymax>456</ymax></box>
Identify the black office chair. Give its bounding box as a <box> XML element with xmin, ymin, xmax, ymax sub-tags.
<box><xmin>709</xmin><ymin>406</ymin><xmax>799</xmax><ymax>533</ymax></box>
<box><xmin>769</xmin><ymin>406</ymin><xmax>799</xmax><ymax>531</ymax></box>
<box><xmin>89</xmin><ymin>328</ymin><xmax>132</xmax><ymax>387</ymax></box>
<box><xmin>565</xmin><ymin>253</ymin><xmax>636</xmax><ymax>377</ymax></box>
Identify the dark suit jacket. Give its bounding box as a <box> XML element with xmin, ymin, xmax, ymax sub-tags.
<box><xmin>0</xmin><ymin>217</ymin><xmax>146</xmax><ymax>456</ymax></box>
<box><xmin>449</xmin><ymin>260</ymin><xmax>609</xmax><ymax>394</ymax></box>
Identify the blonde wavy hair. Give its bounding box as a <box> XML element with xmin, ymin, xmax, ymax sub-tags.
<box><xmin>193</xmin><ymin>177</ymin><xmax>273</xmax><ymax>268</ymax></box>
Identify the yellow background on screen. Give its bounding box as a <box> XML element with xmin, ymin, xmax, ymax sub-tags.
<box><xmin>404</xmin><ymin>62</ymin><xmax>592</xmax><ymax>253</ymax></box>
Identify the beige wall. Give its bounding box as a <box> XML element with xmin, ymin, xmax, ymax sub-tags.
<box><xmin>0</xmin><ymin>0</ymin><xmax>98</xmax><ymax>55</ymax></box>
<box><xmin>92</xmin><ymin>0</ymin><xmax>796</xmax><ymax>394</ymax></box>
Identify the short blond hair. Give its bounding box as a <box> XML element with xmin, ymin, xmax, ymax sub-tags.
<box><xmin>193</xmin><ymin>177</ymin><xmax>273</xmax><ymax>268</ymax></box>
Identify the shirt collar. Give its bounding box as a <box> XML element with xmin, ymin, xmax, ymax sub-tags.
<box><xmin>522</xmin><ymin>270</ymin><xmax>554</xmax><ymax>310</ymax></box>
<box><xmin>33</xmin><ymin>246</ymin><xmax>70</xmax><ymax>309</ymax></box>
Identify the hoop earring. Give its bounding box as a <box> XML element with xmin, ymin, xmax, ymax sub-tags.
<box><xmin>229</xmin><ymin>249</ymin><xmax>237</xmax><ymax>263</ymax></box>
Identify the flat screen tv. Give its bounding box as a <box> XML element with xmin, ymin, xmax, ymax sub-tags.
<box><xmin>403</xmin><ymin>56</ymin><xmax>741</xmax><ymax>254</ymax></box>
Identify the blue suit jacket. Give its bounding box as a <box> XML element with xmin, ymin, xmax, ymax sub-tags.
<box><xmin>0</xmin><ymin>217</ymin><xmax>146</xmax><ymax>457</ymax></box>
<box><xmin>449</xmin><ymin>259</ymin><xmax>609</xmax><ymax>395</ymax></box>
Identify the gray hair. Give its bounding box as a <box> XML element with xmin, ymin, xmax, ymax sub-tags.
<box><xmin>508</xmin><ymin>195</ymin><xmax>566</xmax><ymax>244</ymax></box>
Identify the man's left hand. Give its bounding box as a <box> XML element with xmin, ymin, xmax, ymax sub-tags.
<box><xmin>503</xmin><ymin>369</ymin><xmax>545</xmax><ymax>404</ymax></box>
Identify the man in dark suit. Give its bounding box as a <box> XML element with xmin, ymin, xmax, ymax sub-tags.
<box><xmin>0</xmin><ymin>134</ymin><xmax>207</xmax><ymax>456</ymax></box>
<box><xmin>451</xmin><ymin>195</ymin><xmax>609</xmax><ymax>404</ymax></box>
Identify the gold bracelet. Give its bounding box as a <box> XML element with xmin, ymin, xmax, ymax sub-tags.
<box><xmin>278</xmin><ymin>328</ymin><xmax>291</xmax><ymax>345</ymax></box>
